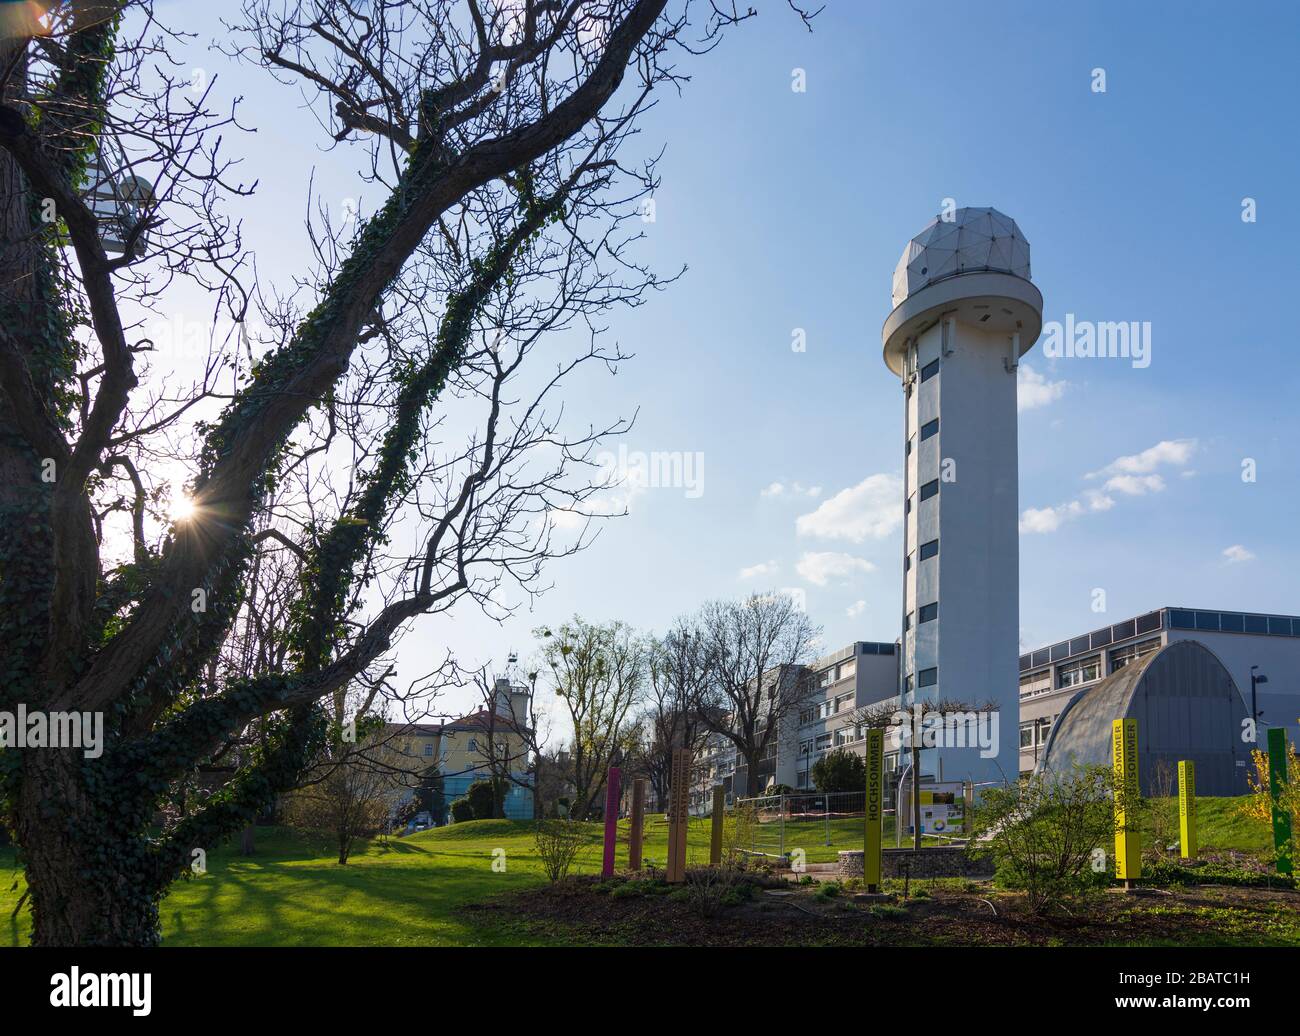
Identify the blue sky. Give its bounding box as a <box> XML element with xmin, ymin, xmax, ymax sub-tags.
<box><xmin>160</xmin><ymin>1</ymin><xmax>1300</xmax><ymax>718</ymax></box>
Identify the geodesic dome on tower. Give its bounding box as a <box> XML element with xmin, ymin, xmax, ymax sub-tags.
<box><xmin>891</xmin><ymin>207</ymin><xmax>1032</xmax><ymax>309</ymax></box>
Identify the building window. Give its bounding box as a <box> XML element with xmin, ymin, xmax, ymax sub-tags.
<box><xmin>1019</xmin><ymin>723</ymin><xmax>1033</xmax><ymax>749</ymax></box>
<box><xmin>918</xmin><ymin>602</ymin><xmax>938</xmax><ymax>624</ymax></box>
<box><xmin>920</xmin><ymin>358</ymin><xmax>939</xmax><ymax>382</ymax></box>
<box><xmin>906</xmin><ymin>494</ymin><xmax>913</xmax><ymax>514</ymax></box>
<box><xmin>815</xmin><ymin>733</ymin><xmax>832</xmax><ymax>751</ymax></box>
<box><xmin>797</xmin><ymin>770</ymin><xmax>809</xmax><ymax>789</ymax></box>
<box><xmin>799</xmin><ymin>739</ymin><xmax>813</xmax><ymax>756</ymax></box>
<box><xmin>423</xmin><ymin>744</ymin><xmax>434</xmax><ymax>757</ymax></box>
<box><xmin>919</xmin><ymin>538</ymin><xmax>938</xmax><ymax>560</ymax></box>
<box><xmin>918</xmin><ymin>667</ymin><xmax>938</xmax><ymax>688</ymax></box>
<box><xmin>836</xmin><ymin>692</ymin><xmax>854</xmax><ymax>712</ymax></box>
<box><xmin>903</xmin><ymin>612</ymin><xmax>911</xmax><ymax>631</ymax></box>
<box><xmin>906</xmin><ymin>435</ymin><xmax>914</xmax><ymax>456</ymax></box>
<box><xmin>1019</xmin><ymin>670</ymin><xmax>1051</xmax><ymax>698</ymax></box>
<box><xmin>839</xmin><ymin>659</ymin><xmax>856</xmax><ymax>680</ymax></box>
<box><xmin>799</xmin><ymin>706</ymin><xmax>816</xmax><ymax>726</ymax></box>
<box><xmin>1109</xmin><ymin>637</ymin><xmax>1161</xmax><ymax>671</ymax></box>
<box><xmin>920</xmin><ymin>418</ymin><xmax>939</xmax><ymax>441</ymax></box>
<box><xmin>468</xmin><ymin>738</ymin><xmax>477</xmax><ymax>752</ymax></box>
<box><xmin>904</xmin><ymin>673</ymin><xmax>915</xmax><ymax>692</ymax></box>
<box><xmin>1057</xmin><ymin>655</ymin><xmax>1100</xmax><ymax>688</ymax></box>
<box><xmin>919</xmin><ymin>479</ymin><xmax>939</xmax><ymax>501</ymax></box>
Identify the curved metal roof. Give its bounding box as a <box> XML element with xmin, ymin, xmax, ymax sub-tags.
<box><xmin>1036</xmin><ymin>639</ymin><xmax>1251</xmax><ymax>796</ymax></box>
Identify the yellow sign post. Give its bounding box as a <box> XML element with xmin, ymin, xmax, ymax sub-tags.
<box><xmin>864</xmin><ymin>728</ymin><xmax>884</xmax><ymax>892</ymax></box>
<box><xmin>1112</xmin><ymin>718</ymin><xmax>1141</xmax><ymax>886</ymax></box>
<box><xmin>1178</xmin><ymin>759</ymin><xmax>1197</xmax><ymax>860</ymax></box>
<box><xmin>709</xmin><ymin>785</ymin><xmax>725</xmax><ymax>867</ymax></box>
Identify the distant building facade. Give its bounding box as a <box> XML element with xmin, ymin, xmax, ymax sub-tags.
<box><xmin>1019</xmin><ymin>605</ymin><xmax>1300</xmax><ymax>778</ymax></box>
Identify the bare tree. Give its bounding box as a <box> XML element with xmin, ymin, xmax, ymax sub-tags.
<box><xmin>693</xmin><ymin>593</ymin><xmax>821</xmax><ymax>797</ymax></box>
<box><xmin>536</xmin><ymin>616</ymin><xmax>643</xmax><ymax>819</ymax></box>
<box><xmin>852</xmin><ymin>696</ymin><xmax>999</xmax><ymax>849</ymax></box>
<box><xmin>0</xmin><ymin>0</ymin><xmax>817</xmax><ymax>945</ymax></box>
<box><xmin>638</xmin><ymin>617</ymin><xmax>711</xmax><ymax>808</ymax></box>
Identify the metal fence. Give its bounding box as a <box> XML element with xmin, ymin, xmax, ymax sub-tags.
<box><xmin>733</xmin><ymin>790</ymin><xmax>896</xmax><ymax>866</ymax></box>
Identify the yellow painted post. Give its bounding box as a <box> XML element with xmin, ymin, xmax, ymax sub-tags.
<box><xmin>864</xmin><ymin>729</ymin><xmax>884</xmax><ymax>892</ymax></box>
<box><xmin>1112</xmin><ymin>718</ymin><xmax>1141</xmax><ymax>886</ymax></box>
<box><xmin>628</xmin><ymin>778</ymin><xmax>646</xmax><ymax>871</ymax></box>
<box><xmin>1178</xmin><ymin>760</ymin><xmax>1197</xmax><ymax>860</ymax></box>
<box><xmin>709</xmin><ymin>785</ymin><xmax>725</xmax><ymax>866</ymax></box>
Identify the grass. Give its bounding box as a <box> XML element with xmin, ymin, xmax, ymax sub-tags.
<box><xmin>0</xmin><ymin>794</ymin><xmax>1282</xmax><ymax>947</ymax></box>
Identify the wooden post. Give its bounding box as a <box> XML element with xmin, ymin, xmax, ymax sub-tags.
<box><xmin>666</xmin><ymin>748</ymin><xmax>691</xmax><ymax>883</ymax></box>
<box><xmin>1178</xmin><ymin>759</ymin><xmax>1197</xmax><ymax>860</ymax></box>
<box><xmin>601</xmin><ymin>767</ymin><xmax>621</xmax><ymax>878</ymax></box>
<box><xmin>1112</xmin><ymin>718</ymin><xmax>1141</xmax><ymax>887</ymax></box>
<box><xmin>628</xmin><ymin>777</ymin><xmax>646</xmax><ymax>872</ymax></box>
<box><xmin>709</xmin><ymin>785</ymin><xmax>725</xmax><ymax>866</ymax></box>
<box><xmin>864</xmin><ymin>728</ymin><xmax>884</xmax><ymax>893</ymax></box>
<box><xmin>1267</xmin><ymin>728</ymin><xmax>1293</xmax><ymax>875</ymax></box>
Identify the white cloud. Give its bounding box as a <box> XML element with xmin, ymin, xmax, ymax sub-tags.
<box><xmin>846</xmin><ymin>599</ymin><xmax>866</xmax><ymax>619</ymax></box>
<box><xmin>762</xmin><ymin>481</ymin><xmax>821</xmax><ymax>499</ymax></box>
<box><xmin>1104</xmin><ymin>473</ymin><xmax>1165</xmax><ymax>496</ymax></box>
<box><xmin>796</xmin><ymin>551</ymin><xmax>876</xmax><ymax>586</ymax></box>
<box><xmin>739</xmin><ymin>560</ymin><xmax>779</xmax><ymax>580</ymax></box>
<box><xmin>1022</xmin><ymin>440</ymin><xmax>1193</xmax><ymax>534</ymax></box>
<box><xmin>1088</xmin><ymin>438</ymin><xmax>1197</xmax><ymax>479</ymax></box>
<box><xmin>1017</xmin><ymin>364</ymin><xmax>1067</xmax><ymax>412</ymax></box>
<box><xmin>1222</xmin><ymin>544</ymin><xmax>1255</xmax><ymax>563</ymax></box>
<box><xmin>796</xmin><ymin>474</ymin><xmax>902</xmax><ymax>543</ymax></box>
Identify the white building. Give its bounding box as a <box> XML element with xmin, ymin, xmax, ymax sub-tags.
<box><xmin>1019</xmin><ymin>605</ymin><xmax>1300</xmax><ymax>778</ymax></box>
<box><xmin>882</xmin><ymin>208</ymin><xmax>1042</xmax><ymax>786</ymax></box>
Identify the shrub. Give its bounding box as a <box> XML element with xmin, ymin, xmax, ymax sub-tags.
<box><xmin>870</xmin><ymin>904</ymin><xmax>908</xmax><ymax>920</ymax></box>
<box><xmin>971</xmin><ymin>765</ymin><xmax>1118</xmax><ymax>915</ymax></box>
<box><xmin>682</xmin><ymin>866</ymin><xmax>739</xmax><ymax>918</ymax></box>
<box><xmin>449</xmin><ymin>798</ymin><xmax>475</xmax><ymax>823</ymax></box>
<box><xmin>466</xmin><ymin>778</ymin><xmax>506</xmax><ymax>820</ymax></box>
<box><xmin>534</xmin><ymin>818</ymin><xmax>585</xmax><ymax>882</ymax></box>
<box><xmin>814</xmin><ymin>881</ymin><xmax>841</xmax><ymax>901</ymax></box>
<box><xmin>811</xmin><ymin>750</ymin><xmax>866</xmax><ymax>794</ymax></box>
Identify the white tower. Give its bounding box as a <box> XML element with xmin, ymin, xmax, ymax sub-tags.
<box><xmin>881</xmin><ymin>208</ymin><xmax>1043</xmax><ymax>787</ymax></box>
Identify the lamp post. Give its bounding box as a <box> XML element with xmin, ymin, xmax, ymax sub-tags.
<box><xmin>1250</xmin><ymin>666</ymin><xmax>1268</xmax><ymax>739</ymax></box>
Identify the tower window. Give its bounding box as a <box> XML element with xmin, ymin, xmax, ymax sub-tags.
<box><xmin>919</xmin><ymin>479</ymin><xmax>939</xmax><ymax>501</ymax></box>
<box><xmin>920</xmin><ymin>418</ymin><xmax>939</xmax><ymax>441</ymax></box>
<box><xmin>918</xmin><ymin>667</ymin><xmax>938</xmax><ymax>688</ymax></box>
<box><xmin>920</xmin><ymin>359</ymin><xmax>940</xmax><ymax>383</ymax></box>
<box><xmin>919</xmin><ymin>539</ymin><xmax>938</xmax><ymax>560</ymax></box>
<box><xmin>918</xmin><ymin>602</ymin><xmax>938</xmax><ymax>624</ymax></box>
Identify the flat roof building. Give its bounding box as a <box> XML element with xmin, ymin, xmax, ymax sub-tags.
<box><xmin>1018</xmin><ymin>605</ymin><xmax>1300</xmax><ymax>779</ymax></box>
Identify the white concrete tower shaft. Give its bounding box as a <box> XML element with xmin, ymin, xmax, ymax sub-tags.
<box><xmin>881</xmin><ymin>208</ymin><xmax>1043</xmax><ymax>787</ymax></box>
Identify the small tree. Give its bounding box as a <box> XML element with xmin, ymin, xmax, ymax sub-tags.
<box><xmin>971</xmin><ymin>766</ymin><xmax>1117</xmax><ymax>915</ymax></box>
<box><xmin>534</xmin><ymin>818</ymin><xmax>585</xmax><ymax>882</ymax></box>
<box><xmin>811</xmin><ymin>750</ymin><xmax>865</xmax><ymax>793</ymax></box>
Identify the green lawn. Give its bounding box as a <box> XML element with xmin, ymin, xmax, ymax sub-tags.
<box><xmin>0</xmin><ymin>795</ymin><xmax>1278</xmax><ymax>946</ymax></box>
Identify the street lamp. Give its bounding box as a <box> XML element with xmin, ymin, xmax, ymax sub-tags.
<box><xmin>1250</xmin><ymin>666</ymin><xmax>1268</xmax><ymax>738</ymax></box>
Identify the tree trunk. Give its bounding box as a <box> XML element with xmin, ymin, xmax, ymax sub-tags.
<box><xmin>240</xmin><ymin>825</ymin><xmax>256</xmax><ymax>856</ymax></box>
<box><xmin>17</xmin><ymin>751</ymin><xmax>162</xmax><ymax>945</ymax></box>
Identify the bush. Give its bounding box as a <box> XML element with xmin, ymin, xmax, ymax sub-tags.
<box><xmin>971</xmin><ymin>766</ymin><xmax>1118</xmax><ymax>915</ymax></box>
<box><xmin>466</xmin><ymin>778</ymin><xmax>506</xmax><ymax>820</ymax></box>
<box><xmin>682</xmin><ymin>866</ymin><xmax>739</xmax><ymax>918</ymax></box>
<box><xmin>449</xmin><ymin>798</ymin><xmax>475</xmax><ymax>823</ymax></box>
<box><xmin>534</xmin><ymin>818</ymin><xmax>585</xmax><ymax>882</ymax></box>
<box><xmin>811</xmin><ymin>749</ymin><xmax>866</xmax><ymax>794</ymax></box>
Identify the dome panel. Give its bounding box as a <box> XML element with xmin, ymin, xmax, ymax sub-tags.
<box><xmin>890</xmin><ymin>206</ymin><xmax>1034</xmax><ymax>308</ymax></box>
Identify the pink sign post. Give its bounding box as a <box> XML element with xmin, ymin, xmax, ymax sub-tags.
<box><xmin>601</xmin><ymin>767</ymin><xmax>622</xmax><ymax>878</ymax></box>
